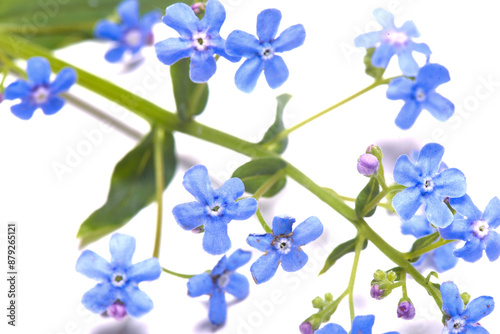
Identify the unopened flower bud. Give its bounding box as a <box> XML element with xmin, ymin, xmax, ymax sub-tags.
<box><xmin>191</xmin><ymin>2</ymin><xmax>206</xmax><ymax>14</ymax></box>
<box><xmin>357</xmin><ymin>153</ymin><xmax>379</xmax><ymax>176</ymax></box>
<box><xmin>397</xmin><ymin>299</ymin><xmax>416</xmax><ymax>320</ymax></box>
<box><xmin>312</xmin><ymin>296</ymin><xmax>323</xmax><ymax>309</ymax></box>
<box><xmin>107</xmin><ymin>301</ymin><xmax>127</xmax><ymax>320</ymax></box>
<box><xmin>366</xmin><ymin>144</ymin><xmax>383</xmax><ymax>160</ymax></box>
<box><xmin>146</xmin><ymin>32</ymin><xmax>155</xmax><ymax>46</ymax></box>
<box><xmin>299</xmin><ymin>322</ymin><xmax>313</xmax><ymax>334</ymax></box>
<box><xmin>191</xmin><ymin>225</ymin><xmax>204</xmax><ymax>234</ymax></box>
<box><xmin>0</xmin><ymin>93</ymin><xmax>3</xmax><ymax>103</ymax></box>
<box><xmin>374</xmin><ymin>269</ymin><xmax>386</xmax><ymax>281</ymax></box>
<box><xmin>324</xmin><ymin>293</ymin><xmax>333</xmax><ymax>302</ymax></box>
<box><xmin>461</xmin><ymin>292</ymin><xmax>471</xmax><ymax>306</ymax></box>
<box><xmin>386</xmin><ymin>270</ymin><xmax>397</xmax><ymax>282</ymax></box>
<box><xmin>370</xmin><ymin>284</ymin><xmax>385</xmax><ymax>300</ymax></box>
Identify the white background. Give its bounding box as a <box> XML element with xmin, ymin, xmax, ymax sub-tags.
<box><xmin>1</xmin><ymin>0</ymin><xmax>500</xmax><ymax>333</ymax></box>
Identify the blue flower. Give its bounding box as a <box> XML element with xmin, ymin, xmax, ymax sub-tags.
<box><xmin>187</xmin><ymin>249</ymin><xmax>251</xmax><ymax>326</ymax></box>
<box><xmin>441</xmin><ymin>281</ymin><xmax>494</xmax><ymax>333</ymax></box>
<box><xmin>439</xmin><ymin>195</ymin><xmax>500</xmax><ymax>263</ymax></box>
<box><xmin>172</xmin><ymin>165</ymin><xmax>258</xmax><ymax>255</ymax></box>
<box><xmin>392</xmin><ymin>143</ymin><xmax>466</xmax><ymax>228</ymax></box>
<box><xmin>95</xmin><ymin>0</ymin><xmax>160</xmax><ymax>63</ymax></box>
<box><xmin>75</xmin><ymin>234</ymin><xmax>162</xmax><ymax>318</ymax></box>
<box><xmin>315</xmin><ymin>315</ymin><xmax>399</xmax><ymax>334</ymax></box>
<box><xmin>3</xmin><ymin>57</ymin><xmax>76</xmax><ymax>120</ymax></box>
<box><xmin>247</xmin><ymin>215</ymin><xmax>323</xmax><ymax>284</ymax></box>
<box><xmin>155</xmin><ymin>0</ymin><xmax>240</xmax><ymax>83</ymax></box>
<box><xmin>401</xmin><ymin>215</ymin><xmax>458</xmax><ymax>272</ymax></box>
<box><xmin>225</xmin><ymin>9</ymin><xmax>306</xmax><ymax>93</ymax></box>
<box><xmin>354</xmin><ymin>8</ymin><xmax>431</xmax><ymax>76</ymax></box>
<box><xmin>386</xmin><ymin>63</ymin><xmax>454</xmax><ymax>129</ymax></box>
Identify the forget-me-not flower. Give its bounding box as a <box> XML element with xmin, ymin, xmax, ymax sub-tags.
<box><xmin>172</xmin><ymin>165</ymin><xmax>258</xmax><ymax>255</ymax></box>
<box><xmin>386</xmin><ymin>63</ymin><xmax>454</xmax><ymax>129</ymax></box>
<box><xmin>441</xmin><ymin>281</ymin><xmax>494</xmax><ymax>333</ymax></box>
<box><xmin>354</xmin><ymin>8</ymin><xmax>431</xmax><ymax>76</ymax></box>
<box><xmin>392</xmin><ymin>143</ymin><xmax>466</xmax><ymax>228</ymax></box>
<box><xmin>315</xmin><ymin>315</ymin><xmax>399</xmax><ymax>334</ymax></box>
<box><xmin>187</xmin><ymin>249</ymin><xmax>251</xmax><ymax>325</ymax></box>
<box><xmin>155</xmin><ymin>0</ymin><xmax>240</xmax><ymax>83</ymax></box>
<box><xmin>3</xmin><ymin>57</ymin><xmax>76</xmax><ymax>120</ymax></box>
<box><xmin>247</xmin><ymin>215</ymin><xmax>323</xmax><ymax>284</ymax></box>
<box><xmin>439</xmin><ymin>194</ymin><xmax>500</xmax><ymax>263</ymax></box>
<box><xmin>75</xmin><ymin>234</ymin><xmax>162</xmax><ymax>318</ymax></box>
<box><xmin>225</xmin><ymin>9</ymin><xmax>306</xmax><ymax>93</ymax></box>
<box><xmin>95</xmin><ymin>0</ymin><xmax>160</xmax><ymax>63</ymax></box>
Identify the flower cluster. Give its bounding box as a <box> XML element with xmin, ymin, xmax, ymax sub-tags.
<box><xmin>315</xmin><ymin>315</ymin><xmax>398</xmax><ymax>334</ymax></box>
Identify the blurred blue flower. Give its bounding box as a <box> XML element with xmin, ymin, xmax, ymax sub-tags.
<box><xmin>392</xmin><ymin>143</ymin><xmax>466</xmax><ymax>228</ymax></box>
<box><xmin>386</xmin><ymin>63</ymin><xmax>454</xmax><ymax>129</ymax></box>
<box><xmin>315</xmin><ymin>315</ymin><xmax>399</xmax><ymax>334</ymax></box>
<box><xmin>439</xmin><ymin>194</ymin><xmax>500</xmax><ymax>262</ymax></box>
<box><xmin>247</xmin><ymin>215</ymin><xmax>323</xmax><ymax>284</ymax></box>
<box><xmin>441</xmin><ymin>281</ymin><xmax>494</xmax><ymax>333</ymax></box>
<box><xmin>225</xmin><ymin>8</ymin><xmax>306</xmax><ymax>93</ymax></box>
<box><xmin>3</xmin><ymin>57</ymin><xmax>76</xmax><ymax>120</ymax></box>
<box><xmin>75</xmin><ymin>234</ymin><xmax>162</xmax><ymax>318</ymax></box>
<box><xmin>354</xmin><ymin>8</ymin><xmax>431</xmax><ymax>76</ymax></box>
<box><xmin>172</xmin><ymin>165</ymin><xmax>257</xmax><ymax>255</ymax></box>
<box><xmin>155</xmin><ymin>0</ymin><xmax>240</xmax><ymax>83</ymax></box>
<box><xmin>187</xmin><ymin>249</ymin><xmax>251</xmax><ymax>325</ymax></box>
<box><xmin>95</xmin><ymin>0</ymin><xmax>160</xmax><ymax>63</ymax></box>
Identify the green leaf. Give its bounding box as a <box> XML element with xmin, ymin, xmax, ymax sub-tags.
<box><xmin>170</xmin><ymin>58</ymin><xmax>209</xmax><ymax>122</ymax></box>
<box><xmin>408</xmin><ymin>232</ymin><xmax>440</xmax><ymax>262</ymax></box>
<box><xmin>77</xmin><ymin>130</ymin><xmax>176</xmax><ymax>248</ymax></box>
<box><xmin>232</xmin><ymin>158</ymin><xmax>287</xmax><ymax>198</ymax></box>
<box><xmin>258</xmin><ymin>94</ymin><xmax>292</xmax><ymax>153</ymax></box>
<box><xmin>363</xmin><ymin>47</ymin><xmax>386</xmax><ymax>81</ymax></box>
<box><xmin>355</xmin><ymin>177</ymin><xmax>380</xmax><ymax>218</ymax></box>
<box><xmin>319</xmin><ymin>236</ymin><xmax>368</xmax><ymax>275</ymax></box>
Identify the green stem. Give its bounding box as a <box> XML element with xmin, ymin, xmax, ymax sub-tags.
<box><xmin>162</xmin><ymin>267</ymin><xmax>197</xmax><ymax>279</ymax></box>
<box><xmin>253</xmin><ymin>169</ymin><xmax>286</xmax><ymax>200</ymax></box>
<box><xmin>360</xmin><ymin>184</ymin><xmax>405</xmax><ymax>217</ymax></box>
<box><xmin>256</xmin><ymin>208</ymin><xmax>273</xmax><ymax>233</ymax></box>
<box><xmin>404</xmin><ymin>237</ymin><xmax>455</xmax><ymax>260</ymax></box>
<box><xmin>152</xmin><ymin>127</ymin><xmax>165</xmax><ymax>259</ymax></box>
<box><xmin>375</xmin><ymin>174</ymin><xmax>388</xmax><ymax>191</ymax></box>
<box><xmin>401</xmin><ymin>272</ymin><xmax>408</xmax><ymax>299</ymax></box>
<box><xmin>348</xmin><ymin>234</ymin><xmax>365</xmax><ymax>323</ymax></box>
<box><xmin>0</xmin><ymin>22</ymin><xmax>95</xmax><ymax>34</ymax></box>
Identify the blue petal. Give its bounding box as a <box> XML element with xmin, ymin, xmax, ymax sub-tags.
<box><xmin>182</xmin><ymin>165</ymin><xmax>215</xmax><ymax>206</ymax></box>
<box><xmin>226</xmin><ymin>249</ymin><xmax>252</xmax><ymax>271</ymax></box>
<box><xmin>76</xmin><ymin>250</ymin><xmax>112</xmax><ymax>281</ymax></box>
<box><xmin>397</xmin><ymin>49</ymin><xmax>419</xmax><ymax>76</ymax></box>
<box><xmin>190</xmin><ymin>51</ymin><xmax>217</xmax><ymax>83</ymax></box>
<box><xmin>250</xmin><ymin>251</ymin><xmax>280</xmax><ymax>284</ymax></box>
<box><xmin>224</xmin><ymin>198</ymin><xmax>257</xmax><ymax>220</ymax></box>
<box><xmin>256</xmin><ymin>9</ymin><xmax>281</xmax><ymax>42</ymax></box>
<box><xmin>316</xmin><ymin>323</ymin><xmax>348</xmax><ymax>334</ymax></box>
<box><xmin>234</xmin><ymin>56</ymin><xmax>265</xmax><ymax>93</ymax></box>
<box><xmin>216</xmin><ymin>177</ymin><xmax>244</xmax><ymax>203</ymax></box>
<box><xmin>41</xmin><ymin>96</ymin><xmax>65</xmax><ymax>115</ymax></box>
<box><xmin>401</xmin><ymin>216</ymin><xmax>434</xmax><ymax>238</ymax></box>
<box><xmin>438</xmin><ymin>218</ymin><xmax>472</xmax><ymax>241</ymax></box>
<box><xmin>210</xmin><ymin>37</ymin><xmax>241</xmax><ymax>62</ymax></box>
<box><xmin>422</xmin><ymin>92</ymin><xmax>454</xmax><ymax>122</ymax></box>
<box><xmin>373</xmin><ymin>8</ymin><xmax>395</xmax><ymax>29</ymax></box>
<box><xmin>264</xmin><ymin>55</ymin><xmax>289</xmax><ymax>89</ymax></box>
<box><xmin>462</xmin><ymin>296</ymin><xmax>495</xmax><ymax>323</ymax></box>
<box><xmin>203</xmin><ymin>221</ymin><xmax>230</xmax><ymax>255</ymax></box>
<box><xmin>140</xmin><ymin>10</ymin><xmax>161</xmax><ymax>32</ymax></box>
<box><xmin>386</xmin><ymin>77</ymin><xmax>414</xmax><ymax>100</ymax></box>
<box><xmin>417</xmin><ymin>143</ymin><xmax>444</xmax><ymax>177</ymax></box>
<box><xmin>393</xmin><ymin>187</ymin><xmax>423</xmax><ymax>221</ymax></box>
<box><xmin>94</xmin><ymin>21</ymin><xmax>122</xmax><ymax>41</ymax></box>
<box><xmin>121</xmin><ymin>284</ymin><xmax>154</xmax><ymax>317</ymax></box>
<box><xmin>485</xmin><ymin>230</ymin><xmax>500</xmax><ymax>261</ymax></box>
<box><xmin>4</xmin><ymin>80</ymin><xmax>31</xmax><ymax>100</ymax></box>
<box><xmin>394</xmin><ymin>100</ymin><xmax>422</xmax><ymax>130</ymax></box>
<box><xmin>109</xmin><ymin>233</ymin><xmax>136</xmax><ymax>268</ymax></box>
<box><xmin>371</xmin><ymin>43</ymin><xmax>396</xmax><ymax>69</ymax></box>
<box><xmin>432</xmin><ymin>168</ymin><xmax>467</xmax><ymax>198</ymax></box>
<box><xmin>351</xmin><ymin>314</ymin><xmax>375</xmax><ymax>333</ymax></box>
<box><xmin>433</xmin><ymin>242</ymin><xmax>458</xmax><ymax>272</ymax></box>
<box><xmin>400</xmin><ymin>21</ymin><xmax>419</xmax><ymax>37</ymax></box>
<box><xmin>354</xmin><ymin>31</ymin><xmax>382</xmax><ymax>48</ymax></box>
<box><xmin>272</xmin><ymin>215</ymin><xmax>295</xmax><ymax>235</ymax></box>
<box><xmin>10</xmin><ymin>102</ymin><xmax>38</xmax><ymax>120</ymax></box>
<box><xmin>453</xmin><ymin>238</ymin><xmax>484</xmax><ymax>262</ymax></box>
<box><xmin>281</xmin><ymin>247</ymin><xmax>308</xmax><ymax>272</ymax></box>
<box><xmin>292</xmin><ymin>216</ymin><xmax>323</xmax><ymax>246</ymax></box>
<box><xmin>225</xmin><ymin>30</ymin><xmax>261</xmax><ymax>58</ymax></box>
<box><xmin>163</xmin><ymin>3</ymin><xmax>198</xmax><ymax>38</ymax></box>
<box><xmin>448</xmin><ymin>195</ymin><xmax>482</xmax><ymax>221</ymax></box>
<box><xmin>118</xmin><ymin>0</ymin><xmax>139</xmax><ymax>27</ymax></box>
<box><xmin>483</xmin><ymin>197</ymin><xmax>500</xmax><ymax>229</ymax></box>
<box><xmin>105</xmin><ymin>46</ymin><xmax>127</xmax><ymax>63</ymax></box>
<box><xmin>209</xmin><ymin>289</ymin><xmax>227</xmax><ymax>325</ymax></box>
<box><xmin>424</xmin><ymin>193</ymin><xmax>454</xmax><ymax>228</ymax></box>
<box><xmin>155</xmin><ymin>38</ymin><xmax>193</xmax><ymax>65</ymax></box>
<box><xmin>27</xmin><ymin>57</ymin><xmax>51</xmax><ymax>86</ymax></box>
<box><xmin>187</xmin><ymin>272</ymin><xmax>214</xmax><ymax>297</ymax></box>
<box><xmin>172</xmin><ymin>201</ymin><xmax>207</xmax><ymax>230</ymax></box>
<box><xmin>272</xmin><ymin>24</ymin><xmax>306</xmax><ymax>53</ymax></box>
<box><xmin>441</xmin><ymin>282</ymin><xmax>464</xmax><ymax>317</ymax></box>
<box><xmin>411</xmin><ymin>42</ymin><xmax>431</xmax><ymax>56</ymax></box>
<box><xmin>82</xmin><ymin>283</ymin><xmax>117</xmax><ymax>314</ymax></box>
<box><xmin>416</xmin><ymin>64</ymin><xmax>450</xmax><ymax>92</ymax></box>
<box><xmin>126</xmin><ymin>258</ymin><xmax>161</xmax><ymax>283</ymax></box>
<box><xmin>247</xmin><ymin>233</ymin><xmax>273</xmax><ymax>252</ymax></box>
<box><xmin>211</xmin><ymin>255</ymin><xmax>227</xmax><ymax>276</ymax></box>
<box><xmin>50</xmin><ymin>67</ymin><xmax>77</xmax><ymax>94</ymax></box>
<box><xmin>226</xmin><ymin>272</ymin><xmax>249</xmax><ymax>299</ymax></box>
<box><xmin>200</xmin><ymin>0</ymin><xmax>226</xmax><ymax>35</ymax></box>
<box><xmin>461</xmin><ymin>325</ymin><xmax>489</xmax><ymax>334</ymax></box>
<box><xmin>393</xmin><ymin>154</ymin><xmax>420</xmax><ymax>187</ymax></box>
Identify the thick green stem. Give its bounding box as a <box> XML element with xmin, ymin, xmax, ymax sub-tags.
<box><xmin>152</xmin><ymin>127</ymin><xmax>165</xmax><ymax>259</ymax></box>
<box><xmin>348</xmin><ymin>235</ymin><xmax>365</xmax><ymax>323</ymax></box>
<box><xmin>404</xmin><ymin>237</ymin><xmax>455</xmax><ymax>260</ymax></box>
<box><xmin>360</xmin><ymin>184</ymin><xmax>405</xmax><ymax>217</ymax></box>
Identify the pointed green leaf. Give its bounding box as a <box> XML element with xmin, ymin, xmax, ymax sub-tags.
<box><xmin>232</xmin><ymin>158</ymin><xmax>287</xmax><ymax>198</ymax></box>
<box><xmin>259</xmin><ymin>94</ymin><xmax>291</xmax><ymax>154</ymax></box>
<box><xmin>77</xmin><ymin>130</ymin><xmax>176</xmax><ymax>248</ymax></box>
<box><xmin>355</xmin><ymin>177</ymin><xmax>380</xmax><ymax>218</ymax></box>
<box><xmin>408</xmin><ymin>232</ymin><xmax>440</xmax><ymax>262</ymax></box>
<box><xmin>364</xmin><ymin>47</ymin><xmax>386</xmax><ymax>81</ymax></box>
<box><xmin>319</xmin><ymin>236</ymin><xmax>368</xmax><ymax>275</ymax></box>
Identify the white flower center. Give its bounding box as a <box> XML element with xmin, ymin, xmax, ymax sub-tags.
<box><xmin>385</xmin><ymin>30</ymin><xmax>409</xmax><ymax>46</ymax></box>
<box><xmin>32</xmin><ymin>86</ymin><xmax>50</xmax><ymax>104</ymax></box>
<box><xmin>124</xmin><ymin>29</ymin><xmax>142</xmax><ymax>47</ymax></box>
<box><xmin>275</xmin><ymin>237</ymin><xmax>292</xmax><ymax>254</ymax></box>
<box><xmin>472</xmin><ymin>220</ymin><xmax>489</xmax><ymax>239</ymax></box>
<box><xmin>207</xmin><ymin>205</ymin><xmax>223</xmax><ymax>217</ymax></box>
<box><xmin>112</xmin><ymin>273</ymin><xmax>127</xmax><ymax>287</ymax></box>
<box><xmin>260</xmin><ymin>44</ymin><xmax>274</xmax><ymax>60</ymax></box>
<box><xmin>447</xmin><ymin>317</ymin><xmax>466</xmax><ymax>333</ymax></box>
<box><xmin>192</xmin><ymin>32</ymin><xmax>209</xmax><ymax>51</ymax></box>
<box><xmin>217</xmin><ymin>273</ymin><xmax>230</xmax><ymax>288</ymax></box>
<box><xmin>422</xmin><ymin>178</ymin><xmax>434</xmax><ymax>192</ymax></box>
<box><xmin>415</xmin><ymin>88</ymin><xmax>426</xmax><ymax>102</ymax></box>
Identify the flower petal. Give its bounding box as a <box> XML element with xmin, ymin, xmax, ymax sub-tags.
<box><xmin>432</xmin><ymin>168</ymin><xmax>467</xmax><ymax>198</ymax></box>
<box><xmin>257</xmin><ymin>9</ymin><xmax>281</xmax><ymax>42</ymax></box>
<box><xmin>109</xmin><ymin>233</ymin><xmax>136</xmax><ymax>268</ymax></box>
<box><xmin>250</xmin><ymin>251</ymin><xmax>280</xmax><ymax>284</ymax></box>
<box><xmin>140</xmin><ymin>10</ymin><xmax>161</xmax><ymax>32</ymax></box>
<box><xmin>400</xmin><ymin>21</ymin><xmax>420</xmax><ymax>37</ymax></box>
<box><xmin>417</xmin><ymin>143</ymin><xmax>444</xmax><ymax>177</ymax></box>
<box><xmin>76</xmin><ymin>250</ymin><xmax>112</xmax><ymax>280</ymax></box>
<box><xmin>441</xmin><ymin>282</ymin><xmax>464</xmax><ymax>317</ymax></box>
<box><xmin>94</xmin><ymin>21</ymin><xmax>122</xmax><ymax>41</ymax></box>
<box><xmin>351</xmin><ymin>314</ymin><xmax>375</xmax><ymax>333</ymax></box>
<box><xmin>172</xmin><ymin>201</ymin><xmax>207</xmax><ymax>230</ymax></box>
<box><xmin>210</xmin><ymin>37</ymin><xmax>241</xmax><ymax>62</ymax></box>
<box><xmin>462</xmin><ymin>296</ymin><xmax>495</xmax><ymax>323</ymax></box>
<box><xmin>216</xmin><ymin>177</ymin><xmax>245</xmax><ymax>202</ymax></box>
<box><xmin>484</xmin><ymin>230</ymin><xmax>500</xmax><ymax>261</ymax></box>
<box><xmin>163</xmin><ymin>3</ymin><xmax>198</xmax><ymax>38</ymax></box>
<box><xmin>224</xmin><ymin>198</ymin><xmax>257</xmax><ymax>221</ymax></box>
<box><xmin>264</xmin><ymin>55</ymin><xmax>289</xmax><ymax>89</ymax></box>
<box><xmin>118</xmin><ymin>0</ymin><xmax>139</xmax><ymax>27</ymax></box>
<box><xmin>433</xmin><ymin>242</ymin><xmax>458</xmax><ymax>272</ymax></box>
<box><xmin>392</xmin><ymin>187</ymin><xmax>423</xmax><ymax>221</ymax></box>
<box><xmin>27</xmin><ymin>57</ymin><xmax>51</xmax><ymax>86</ymax></box>
<box><xmin>50</xmin><ymin>68</ymin><xmax>77</xmax><ymax>94</ymax></box>
<box><xmin>182</xmin><ymin>165</ymin><xmax>215</xmax><ymax>206</ymax></box>
<box><xmin>225</xmin><ymin>30</ymin><xmax>261</xmax><ymax>58</ymax></box>
<box><xmin>126</xmin><ymin>258</ymin><xmax>161</xmax><ymax>283</ymax></box>
<box><xmin>371</xmin><ymin>43</ymin><xmax>396</xmax><ymax>69</ymax></box>
<box><xmin>226</xmin><ymin>249</ymin><xmax>252</xmax><ymax>271</ymax></box>
<box><xmin>401</xmin><ymin>216</ymin><xmax>434</xmax><ymax>238</ymax></box>
<box><xmin>394</xmin><ymin>100</ymin><xmax>422</xmax><ymax>130</ymax></box>
<box><xmin>272</xmin><ymin>24</ymin><xmax>306</xmax><ymax>53</ymax></box>
<box><xmin>453</xmin><ymin>237</ymin><xmax>484</xmax><ymax>262</ymax></box>
<box><xmin>247</xmin><ymin>233</ymin><xmax>273</xmax><ymax>252</ymax></box>
<box><xmin>416</xmin><ymin>63</ymin><xmax>450</xmax><ymax>92</ymax></box>
<box><xmin>234</xmin><ymin>56</ymin><xmax>265</xmax><ymax>93</ymax></box>
<box><xmin>208</xmin><ymin>289</ymin><xmax>227</xmax><ymax>325</ymax></box>
<box><xmin>281</xmin><ymin>247</ymin><xmax>308</xmax><ymax>272</ymax></box>
<box><xmin>211</xmin><ymin>255</ymin><xmax>227</xmax><ymax>276</ymax></box>
<box><xmin>483</xmin><ymin>197</ymin><xmax>500</xmax><ymax>229</ymax></box>
<box><xmin>187</xmin><ymin>272</ymin><xmax>214</xmax><ymax>297</ymax></box>
<box><xmin>4</xmin><ymin>80</ymin><xmax>31</xmax><ymax>100</ymax></box>
<box><xmin>292</xmin><ymin>216</ymin><xmax>323</xmax><ymax>246</ymax></box>
<box><xmin>448</xmin><ymin>195</ymin><xmax>482</xmax><ymax>221</ymax></box>
<box><xmin>272</xmin><ymin>215</ymin><xmax>295</xmax><ymax>235</ymax></box>
<box><xmin>424</xmin><ymin>193</ymin><xmax>454</xmax><ymax>228</ymax></box>
<box><xmin>393</xmin><ymin>154</ymin><xmax>420</xmax><ymax>187</ymax></box>
<box><xmin>411</xmin><ymin>41</ymin><xmax>431</xmax><ymax>56</ymax></box>
<box><xmin>397</xmin><ymin>49</ymin><xmax>419</xmax><ymax>76</ymax></box>
<box><xmin>422</xmin><ymin>92</ymin><xmax>454</xmax><ymax>122</ymax></box>
<box><xmin>316</xmin><ymin>323</ymin><xmax>348</xmax><ymax>334</ymax></box>
<box><xmin>226</xmin><ymin>272</ymin><xmax>249</xmax><ymax>299</ymax></box>
<box><xmin>105</xmin><ymin>46</ymin><xmax>127</xmax><ymax>63</ymax></box>
<box><xmin>438</xmin><ymin>218</ymin><xmax>472</xmax><ymax>241</ymax></box>
<box><xmin>121</xmin><ymin>284</ymin><xmax>154</xmax><ymax>317</ymax></box>
<box><xmin>373</xmin><ymin>8</ymin><xmax>395</xmax><ymax>29</ymax></box>
<box><xmin>461</xmin><ymin>326</ymin><xmax>489</xmax><ymax>334</ymax></box>
<box><xmin>190</xmin><ymin>51</ymin><xmax>217</xmax><ymax>83</ymax></box>
<box><xmin>155</xmin><ymin>38</ymin><xmax>193</xmax><ymax>65</ymax></box>
<box><xmin>41</xmin><ymin>96</ymin><xmax>65</xmax><ymax>115</ymax></box>
<box><xmin>354</xmin><ymin>31</ymin><xmax>381</xmax><ymax>48</ymax></box>
<box><xmin>203</xmin><ymin>221</ymin><xmax>231</xmax><ymax>255</ymax></box>
<box><xmin>82</xmin><ymin>283</ymin><xmax>117</xmax><ymax>314</ymax></box>
<box><xmin>386</xmin><ymin>77</ymin><xmax>414</xmax><ymax>101</ymax></box>
<box><xmin>200</xmin><ymin>0</ymin><xmax>226</xmax><ymax>35</ymax></box>
<box><xmin>10</xmin><ymin>102</ymin><xmax>38</xmax><ymax>120</ymax></box>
